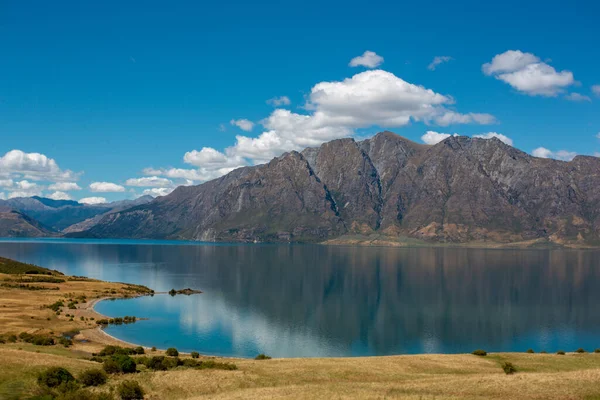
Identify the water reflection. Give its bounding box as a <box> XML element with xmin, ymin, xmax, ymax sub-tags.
<box><xmin>1</xmin><ymin>239</ymin><xmax>599</xmax><ymax>357</ymax></box>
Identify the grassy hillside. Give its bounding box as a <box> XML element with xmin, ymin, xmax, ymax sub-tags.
<box><xmin>0</xmin><ymin>256</ymin><xmax>62</xmax><ymax>275</ymax></box>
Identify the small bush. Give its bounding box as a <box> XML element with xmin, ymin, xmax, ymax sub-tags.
<box><xmin>198</xmin><ymin>360</ymin><xmax>237</xmax><ymax>370</ymax></box>
<box><xmin>168</xmin><ymin>289</ymin><xmax>176</xmax><ymax>296</ymax></box>
<box><xmin>7</xmin><ymin>334</ymin><xmax>17</xmax><ymax>343</ymax></box>
<box><xmin>502</xmin><ymin>361</ymin><xmax>517</xmax><ymax>375</ymax></box>
<box><xmin>576</xmin><ymin>348</ymin><xmax>586</xmax><ymax>353</ymax></box>
<box><xmin>151</xmin><ymin>346</ymin><xmax>156</xmax><ymax>352</ymax></box>
<box><xmin>165</xmin><ymin>347</ymin><xmax>179</xmax><ymax>357</ymax></box>
<box><xmin>37</xmin><ymin>367</ymin><xmax>75</xmax><ymax>388</ymax></box>
<box><xmin>472</xmin><ymin>349</ymin><xmax>487</xmax><ymax>356</ymax></box>
<box><xmin>526</xmin><ymin>349</ymin><xmax>534</xmax><ymax>354</ymax></box>
<box><xmin>540</xmin><ymin>350</ymin><xmax>548</xmax><ymax>354</ymax></box>
<box><xmin>557</xmin><ymin>350</ymin><xmax>566</xmax><ymax>355</ymax></box>
<box><xmin>190</xmin><ymin>351</ymin><xmax>199</xmax><ymax>359</ymax></box>
<box><xmin>117</xmin><ymin>380</ymin><xmax>145</xmax><ymax>400</ymax></box>
<box><xmin>102</xmin><ymin>359</ymin><xmax>121</xmax><ymax>374</ymax></box>
<box><xmin>595</xmin><ymin>349</ymin><xmax>600</xmax><ymax>353</ymax></box>
<box><xmin>255</xmin><ymin>353</ymin><xmax>272</xmax><ymax>360</ymax></box>
<box><xmin>134</xmin><ymin>346</ymin><xmax>145</xmax><ymax>355</ymax></box>
<box><xmin>59</xmin><ymin>337</ymin><xmax>73</xmax><ymax>348</ymax></box>
<box><xmin>79</xmin><ymin>369</ymin><xmax>108</xmax><ymax>387</ymax></box>
<box><xmin>145</xmin><ymin>356</ymin><xmax>168</xmax><ymax>371</ymax></box>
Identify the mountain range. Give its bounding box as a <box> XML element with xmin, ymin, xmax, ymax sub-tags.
<box><xmin>1</xmin><ymin>132</ymin><xmax>599</xmax><ymax>246</ymax></box>
<box><xmin>0</xmin><ymin>195</ymin><xmax>153</xmax><ymax>237</ymax></box>
<box><xmin>60</xmin><ymin>131</ymin><xmax>600</xmax><ymax>247</ymax></box>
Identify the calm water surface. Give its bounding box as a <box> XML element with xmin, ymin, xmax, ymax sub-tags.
<box><xmin>1</xmin><ymin>238</ymin><xmax>599</xmax><ymax>358</ymax></box>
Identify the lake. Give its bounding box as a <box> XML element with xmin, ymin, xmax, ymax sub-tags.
<box><xmin>1</xmin><ymin>238</ymin><xmax>599</xmax><ymax>358</ymax></box>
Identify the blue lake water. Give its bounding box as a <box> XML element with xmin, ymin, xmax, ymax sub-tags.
<box><xmin>1</xmin><ymin>238</ymin><xmax>600</xmax><ymax>358</ymax></box>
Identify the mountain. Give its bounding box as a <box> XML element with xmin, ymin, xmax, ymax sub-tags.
<box><xmin>76</xmin><ymin>131</ymin><xmax>600</xmax><ymax>247</ymax></box>
<box><xmin>62</xmin><ymin>195</ymin><xmax>154</xmax><ymax>234</ymax></box>
<box><xmin>0</xmin><ymin>195</ymin><xmax>155</xmax><ymax>236</ymax></box>
<box><xmin>0</xmin><ymin>206</ymin><xmax>56</xmax><ymax>237</ymax></box>
<box><xmin>1</xmin><ymin>197</ymin><xmax>110</xmax><ymax>231</ymax></box>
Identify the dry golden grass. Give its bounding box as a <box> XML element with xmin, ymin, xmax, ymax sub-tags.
<box><xmin>4</xmin><ymin>345</ymin><xmax>600</xmax><ymax>399</ymax></box>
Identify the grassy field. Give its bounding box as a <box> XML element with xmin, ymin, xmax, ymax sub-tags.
<box><xmin>3</xmin><ymin>256</ymin><xmax>600</xmax><ymax>399</ymax></box>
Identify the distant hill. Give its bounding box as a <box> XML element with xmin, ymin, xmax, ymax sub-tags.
<box><xmin>0</xmin><ymin>206</ymin><xmax>56</xmax><ymax>238</ymax></box>
<box><xmin>0</xmin><ymin>195</ymin><xmax>154</xmax><ymax>237</ymax></box>
<box><xmin>77</xmin><ymin>131</ymin><xmax>600</xmax><ymax>247</ymax></box>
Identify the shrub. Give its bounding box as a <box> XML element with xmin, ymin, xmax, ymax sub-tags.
<box><xmin>37</xmin><ymin>367</ymin><xmax>75</xmax><ymax>388</ymax></box>
<box><xmin>255</xmin><ymin>353</ymin><xmax>272</xmax><ymax>360</ymax></box>
<box><xmin>7</xmin><ymin>334</ymin><xmax>17</xmax><ymax>343</ymax></box>
<box><xmin>190</xmin><ymin>351</ymin><xmax>199</xmax><ymax>359</ymax></box>
<box><xmin>102</xmin><ymin>359</ymin><xmax>121</xmax><ymax>374</ymax></box>
<box><xmin>165</xmin><ymin>347</ymin><xmax>179</xmax><ymax>357</ymax></box>
<box><xmin>151</xmin><ymin>346</ymin><xmax>156</xmax><ymax>352</ymax></box>
<box><xmin>145</xmin><ymin>356</ymin><xmax>168</xmax><ymax>371</ymax></box>
<box><xmin>198</xmin><ymin>360</ymin><xmax>237</xmax><ymax>370</ymax></box>
<box><xmin>168</xmin><ymin>289</ymin><xmax>176</xmax><ymax>296</ymax></box>
<box><xmin>576</xmin><ymin>348</ymin><xmax>586</xmax><ymax>353</ymax></box>
<box><xmin>540</xmin><ymin>350</ymin><xmax>548</xmax><ymax>354</ymax></box>
<box><xmin>79</xmin><ymin>369</ymin><xmax>108</xmax><ymax>387</ymax></box>
<box><xmin>114</xmin><ymin>355</ymin><xmax>137</xmax><ymax>374</ymax></box>
<box><xmin>472</xmin><ymin>349</ymin><xmax>487</xmax><ymax>356</ymax></box>
<box><xmin>595</xmin><ymin>349</ymin><xmax>600</xmax><ymax>353</ymax></box>
<box><xmin>59</xmin><ymin>337</ymin><xmax>73</xmax><ymax>347</ymax></box>
<box><xmin>182</xmin><ymin>358</ymin><xmax>200</xmax><ymax>368</ymax></box>
<box><xmin>134</xmin><ymin>346</ymin><xmax>145</xmax><ymax>355</ymax></box>
<box><xmin>33</xmin><ymin>336</ymin><xmax>55</xmax><ymax>346</ymax></box>
<box><xmin>117</xmin><ymin>380</ymin><xmax>144</xmax><ymax>400</ymax></box>
<box><xmin>557</xmin><ymin>350</ymin><xmax>566</xmax><ymax>355</ymax></box>
<box><xmin>526</xmin><ymin>349</ymin><xmax>534</xmax><ymax>354</ymax></box>
<box><xmin>502</xmin><ymin>361</ymin><xmax>517</xmax><ymax>375</ymax></box>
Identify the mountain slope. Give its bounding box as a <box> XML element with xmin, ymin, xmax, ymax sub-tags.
<box><xmin>78</xmin><ymin>132</ymin><xmax>600</xmax><ymax>246</ymax></box>
<box><xmin>0</xmin><ymin>206</ymin><xmax>56</xmax><ymax>238</ymax></box>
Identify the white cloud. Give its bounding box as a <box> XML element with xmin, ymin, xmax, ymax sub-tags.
<box><xmin>473</xmin><ymin>132</ymin><xmax>514</xmax><ymax>146</ymax></box>
<box><xmin>0</xmin><ymin>179</ymin><xmax>13</xmax><ymax>188</ymax></box>
<box><xmin>89</xmin><ymin>182</ymin><xmax>125</xmax><ymax>193</ymax></box>
<box><xmin>79</xmin><ymin>197</ymin><xmax>107</xmax><ymax>205</ymax></box>
<box><xmin>148</xmin><ymin>69</ymin><xmax>494</xmax><ymax>183</ymax></box>
<box><xmin>125</xmin><ymin>176</ymin><xmax>173</xmax><ymax>187</ymax></box>
<box><xmin>218</xmin><ymin>123</ymin><xmax>226</xmax><ymax>132</ymax></box>
<box><xmin>433</xmin><ymin>111</ymin><xmax>497</xmax><ymax>126</ymax></box>
<box><xmin>349</xmin><ymin>51</ymin><xmax>384</xmax><ymax>68</ymax></box>
<box><xmin>8</xmin><ymin>181</ymin><xmax>43</xmax><ymax>199</ymax></box>
<box><xmin>0</xmin><ymin>192</ymin><xmax>5</xmax><ymax>200</ymax></box>
<box><xmin>142</xmin><ymin>187</ymin><xmax>174</xmax><ymax>197</ymax></box>
<box><xmin>230</xmin><ymin>119</ymin><xmax>254</xmax><ymax>132</ymax></box>
<box><xmin>428</xmin><ymin>56</ymin><xmax>453</xmax><ymax>71</ymax></box>
<box><xmin>48</xmin><ymin>191</ymin><xmax>72</xmax><ymax>200</ymax></box>
<box><xmin>48</xmin><ymin>182</ymin><xmax>82</xmax><ymax>191</ymax></box>
<box><xmin>421</xmin><ymin>131</ymin><xmax>458</xmax><ymax>145</ymax></box>
<box><xmin>532</xmin><ymin>147</ymin><xmax>576</xmax><ymax>161</ymax></box>
<box><xmin>592</xmin><ymin>85</ymin><xmax>600</xmax><ymax>96</ymax></box>
<box><xmin>0</xmin><ymin>149</ymin><xmax>78</xmax><ymax>181</ymax></box>
<box><xmin>16</xmin><ymin>180</ymin><xmax>37</xmax><ymax>190</ymax></box>
<box><xmin>483</xmin><ymin>50</ymin><xmax>575</xmax><ymax>96</ymax></box>
<box><xmin>266</xmin><ymin>96</ymin><xmax>291</xmax><ymax>107</ymax></box>
<box><xmin>565</xmin><ymin>93</ymin><xmax>591</xmax><ymax>102</ymax></box>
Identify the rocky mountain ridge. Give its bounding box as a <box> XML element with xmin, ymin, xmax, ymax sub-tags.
<box><xmin>75</xmin><ymin>131</ymin><xmax>600</xmax><ymax>247</ymax></box>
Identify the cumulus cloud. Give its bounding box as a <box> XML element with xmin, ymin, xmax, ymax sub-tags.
<box><xmin>89</xmin><ymin>182</ymin><xmax>125</xmax><ymax>193</ymax></box>
<box><xmin>230</xmin><ymin>119</ymin><xmax>254</xmax><ymax>132</ymax></box>
<box><xmin>421</xmin><ymin>131</ymin><xmax>458</xmax><ymax>145</ymax></box>
<box><xmin>0</xmin><ymin>150</ymin><xmax>78</xmax><ymax>181</ymax></box>
<box><xmin>266</xmin><ymin>96</ymin><xmax>291</xmax><ymax>107</ymax></box>
<box><xmin>125</xmin><ymin>176</ymin><xmax>173</xmax><ymax>187</ymax></box>
<box><xmin>48</xmin><ymin>191</ymin><xmax>72</xmax><ymax>200</ymax></box>
<box><xmin>592</xmin><ymin>85</ymin><xmax>600</xmax><ymax>96</ymax></box>
<box><xmin>349</xmin><ymin>51</ymin><xmax>384</xmax><ymax>68</ymax></box>
<box><xmin>473</xmin><ymin>132</ymin><xmax>514</xmax><ymax>146</ymax></box>
<box><xmin>565</xmin><ymin>93</ymin><xmax>591</xmax><ymax>102</ymax></box>
<box><xmin>0</xmin><ymin>179</ymin><xmax>13</xmax><ymax>188</ymax></box>
<box><xmin>79</xmin><ymin>197</ymin><xmax>107</xmax><ymax>205</ymax></box>
<box><xmin>433</xmin><ymin>111</ymin><xmax>497</xmax><ymax>126</ymax></box>
<box><xmin>142</xmin><ymin>187</ymin><xmax>174</xmax><ymax>197</ymax></box>
<box><xmin>483</xmin><ymin>50</ymin><xmax>575</xmax><ymax>96</ymax></box>
<box><xmin>427</xmin><ymin>56</ymin><xmax>453</xmax><ymax>71</ymax></box>
<box><xmin>7</xmin><ymin>181</ymin><xmax>43</xmax><ymax>198</ymax></box>
<box><xmin>532</xmin><ymin>147</ymin><xmax>576</xmax><ymax>161</ymax></box>
<box><xmin>148</xmin><ymin>69</ymin><xmax>495</xmax><ymax>183</ymax></box>
<box><xmin>48</xmin><ymin>182</ymin><xmax>81</xmax><ymax>191</ymax></box>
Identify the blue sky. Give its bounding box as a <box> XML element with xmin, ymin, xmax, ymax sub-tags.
<box><xmin>1</xmin><ymin>0</ymin><xmax>599</xmax><ymax>203</ymax></box>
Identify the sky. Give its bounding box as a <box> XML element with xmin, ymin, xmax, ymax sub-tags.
<box><xmin>1</xmin><ymin>0</ymin><xmax>599</xmax><ymax>203</ymax></box>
